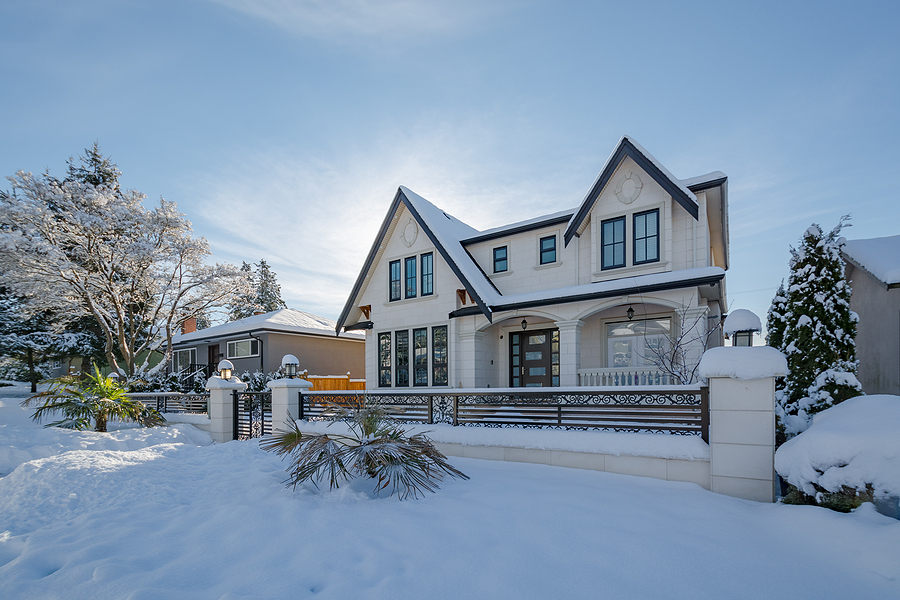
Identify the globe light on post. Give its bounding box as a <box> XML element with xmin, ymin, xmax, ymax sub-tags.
<box><xmin>217</xmin><ymin>359</ymin><xmax>234</xmax><ymax>381</ymax></box>
<box><xmin>281</xmin><ymin>354</ymin><xmax>300</xmax><ymax>379</ymax></box>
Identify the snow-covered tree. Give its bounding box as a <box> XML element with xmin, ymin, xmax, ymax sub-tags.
<box><xmin>766</xmin><ymin>281</ymin><xmax>788</xmax><ymax>351</ymax></box>
<box><xmin>774</xmin><ymin>217</ymin><xmax>861</xmax><ymax>436</ymax></box>
<box><xmin>227</xmin><ymin>259</ymin><xmax>287</xmax><ymax>320</ymax></box>
<box><xmin>0</xmin><ymin>291</ymin><xmax>57</xmax><ymax>392</ymax></box>
<box><xmin>0</xmin><ymin>148</ymin><xmax>253</xmax><ymax>378</ymax></box>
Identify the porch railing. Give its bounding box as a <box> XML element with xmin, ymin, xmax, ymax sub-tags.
<box><xmin>577</xmin><ymin>368</ymin><xmax>675</xmax><ymax>386</ymax></box>
<box><xmin>129</xmin><ymin>392</ymin><xmax>210</xmax><ymax>414</ymax></box>
<box><xmin>300</xmin><ymin>387</ymin><xmax>709</xmax><ymax>442</ymax></box>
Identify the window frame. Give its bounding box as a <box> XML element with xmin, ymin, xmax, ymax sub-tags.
<box><xmin>420</xmin><ymin>252</ymin><xmax>433</xmax><ymax>297</ymax></box>
<box><xmin>493</xmin><ymin>246</ymin><xmax>508</xmax><ymax>273</ymax></box>
<box><xmin>395</xmin><ymin>330</ymin><xmax>410</xmax><ymax>387</ymax></box>
<box><xmin>226</xmin><ymin>339</ymin><xmax>259</xmax><ymax>359</ymax></box>
<box><xmin>432</xmin><ymin>326</ymin><xmax>448</xmax><ymax>386</ymax></box>
<box><xmin>172</xmin><ymin>348</ymin><xmax>197</xmax><ymax>373</ymax></box>
<box><xmin>601</xmin><ymin>216</ymin><xmax>626</xmax><ymax>270</ymax></box>
<box><xmin>378</xmin><ymin>333</ymin><xmax>392</xmax><ymax>387</ymax></box>
<box><xmin>389</xmin><ymin>260</ymin><xmax>401</xmax><ymax>301</ymax></box>
<box><xmin>633</xmin><ymin>209</ymin><xmax>660</xmax><ymax>266</ymax></box>
<box><xmin>404</xmin><ymin>256</ymin><xmax>417</xmax><ymax>299</ymax></box>
<box><xmin>539</xmin><ymin>235</ymin><xmax>557</xmax><ymax>265</ymax></box>
<box><xmin>413</xmin><ymin>328</ymin><xmax>428</xmax><ymax>386</ymax></box>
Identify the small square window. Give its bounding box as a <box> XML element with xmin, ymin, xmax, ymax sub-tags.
<box><xmin>539</xmin><ymin>236</ymin><xmax>556</xmax><ymax>265</ymax></box>
<box><xmin>493</xmin><ymin>246</ymin><xmax>508</xmax><ymax>273</ymax></box>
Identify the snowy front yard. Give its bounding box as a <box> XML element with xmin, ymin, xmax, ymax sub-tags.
<box><xmin>1</xmin><ymin>384</ymin><xmax>899</xmax><ymax>600</ymax></box>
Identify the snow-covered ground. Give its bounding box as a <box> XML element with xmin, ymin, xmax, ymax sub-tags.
<box><xmin>2</xmin><ymin>382</ymin><xmax>899</xmax><ymax>600</ymax></box>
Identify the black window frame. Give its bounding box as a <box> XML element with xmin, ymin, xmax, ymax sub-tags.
<box><xmin>633</xmin><ymin>209</ymin><xmax>660</xmax><ymax>265</ymax></box>
<box><xmin>413</xmin><ymin>328</ymin><xmax>428</xmax><ymax>386</ymax></box>
<box><xmin>601</xmin><ymin>216</ymin><xmax>626</xmax><ymax>270</ymax></box>
<box><xmin>395</xmin><ymin>330</ymin><xmax>409</xmax><ymax>387</ymax></box>
<box><xmin>405</xmin><ymin>257</ymin><xmax>417</xmax><ymax>299</ymax></box>
<box><xmin>421</xmin><ymin>253</ymin><xmax>433</xmax><ymax>297</ymax></box>
<box><xmin>539</xmin><ymin>235</ymin><xmax>556</xmax><ymax>265</ymax></box>
<box><xmin>432</xmin><ymin>326</ymin><xmax>448</xmax><ymax>386</ymax></box>
<box><xmin>389</xmin><ymin>260</ymin><xmax>401</xmax><ymax>301</ymax></box>
<box><xmin>493</xmin><ymin>246</ymin><xmax>508</xmax><ymax>273</ymax></box>
<box><xmin>378</xmin><ymin>333</ymin><xmax>392</xmax><ymax>387</ymax></box>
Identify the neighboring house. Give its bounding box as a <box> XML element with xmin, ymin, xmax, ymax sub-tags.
<box><xmin>842</xmin><ymin>235</ymin><xmax>900</xmax><ymax>395</ymax></box>
<box><xmin>336</xmin><ymin>136</ymin><xmax>729</xmax><ymax>389</ymax></box>
<box><xmin>170</xmin><ymin>308</ymin><xmax>365</xmax><ymax>383</ymax></box>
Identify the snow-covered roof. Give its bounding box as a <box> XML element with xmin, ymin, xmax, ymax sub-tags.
<box><xmin>461</xmin><ymin>207</ymin><xmax>577</xmax><ymax>244</ymax></box>
<box><xmin>723</xmin><ymin>308</ymin><xmax>762</xmax><ymax>335</ymax></box>
<box><xmin>842</xmin><ymin>234</ymin><xmax>900</xmax><ymax>287</ymax></box>
<box><xmin>680</xmin><ymin>171</ymin><xmax>728</xmax><ymax>190</ymax></box>
<box><xmin>174</xmin><ymin>308</ymin><xmax>364</xmax><ymax>345</ymax></box>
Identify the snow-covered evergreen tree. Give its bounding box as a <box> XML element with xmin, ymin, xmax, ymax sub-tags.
<box><xmin>775</xmin><ymin>217</ymin><xmax>861</xmax><ymax>436</ymax></box>
<box><xmin>766</xmin><ymin>281</ymin><xmax>788</xmax><ymax>351</ymax></box>
<box><xmin>227</xmin><ymin>259</ymin><xmax>286</xmax><ymax>321</ymax></box>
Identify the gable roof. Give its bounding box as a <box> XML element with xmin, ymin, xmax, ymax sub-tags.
<box><xmin>842</xmin><ymin>235</ymin><xmax>900</xmax><ymax>288</ymax></box>
<box><xmin>174</xmin><ymin>308</ymin><xmax>364</xmax><ymax>345</ymax></box>
<box><xmin>564</xmin><ymin>136</ymin><xmax>700</xmax><ymax>246</ymax></box>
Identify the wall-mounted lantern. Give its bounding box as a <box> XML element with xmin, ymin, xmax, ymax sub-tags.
<box><xmin>521</xmin><ymin>319</ymin><xmax>528</xmax><ymax>330</ymax></box>
<box><xmin>626</xmin><ymin>306</ymin><xmax>635</xmax><ymax>321</ymax></box>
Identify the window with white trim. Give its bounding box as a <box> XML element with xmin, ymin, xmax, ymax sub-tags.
<box><xmin>172</xmin><ymin>348</ymin><xmax>196</xmax><ymax>373</ymax></box>
<box><xmin>226</xmin><ymin>339</ymin><xmax>259</xmax><ymax>359</ymax></box>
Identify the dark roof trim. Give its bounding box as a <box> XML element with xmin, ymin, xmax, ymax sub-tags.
<box><xmin>686</xmin><ymin>176</ymin><xmax>728</xmax><ymax>193</ymax></box>
<box><xmin>448</xmin><ymin>272</ymin><xmax>725</xmax><ymax>318</ymax></box>
<box><xmin>448</xmin><ymin>306</ymin><xmax>483</xmax><ymax>318</ymax></box>
<box><xmin>171</xmin><ymin>327</ymin><xmax>365</xmax><ymax>348</ymax></box>
<box><xmin>461</xmin><ymin>214</ymin><xmax>574</xmax><ymax>246</ymax></box>
<box><xmin>344</xmin><ymin>321</ymin><xmax>374</xmax><ymax>331</ymax></box>
<box><xmin>564</xmin><ymin>138</ymin><xmax>698</xmax><ymax>246</ymax></box>
<box><xmin>335</xmin><ymin>188</ymin><xmax>495</xmax><ymax>334</ymax></box>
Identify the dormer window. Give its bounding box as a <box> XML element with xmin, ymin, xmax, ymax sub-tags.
<box><xmin>540</xmin><ymin>236</ymin><xmax>556</xmax><ymax>265</ymax></box>
<box><xmin>634</xmin><ymin>209</ymin><xmax>659</xmax><ymax>265</ymax></box>
<box><xmin>493</xmin><ymin>246</ymin><xmax>508</xmax><ymax>273</ymax></box>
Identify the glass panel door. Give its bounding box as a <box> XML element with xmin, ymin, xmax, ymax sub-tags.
<box><xmin>510</xmin><ymin>328</ymin><xmax>557</xmax><ymax>387</ymax></box>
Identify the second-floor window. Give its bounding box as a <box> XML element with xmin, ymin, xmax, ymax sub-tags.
<box><xmin>421</xmin><ymin>253</ymin><xmax>433</xmax><ymax>296</ymax></box>
<box><xmin>601</xmin><ymin>216</ymin><xmax>626</xmax><ymax>270</ymax></box>
<box><xmin>493</xmin><ymin>246</ymin><xmax>508</xmax><ymax>273</ymax></box>
<box><xmin>389</xmin><ymin>260</ymin><xmax>401</xmax><ymax>301</ymax></box>
<box><xmin>634</xmin><ymin>209</ymin><xmax>659</xmax><ymax>265</ymax></box>
<box><xmin>540</xmin><ymin>236</ymin><xmax>556</xmax><ymax>265</ymax></box>
<box><xmin>405</xmin><ymin>257</ymin><xmax>417</xmax><ymax>298</ymax></box>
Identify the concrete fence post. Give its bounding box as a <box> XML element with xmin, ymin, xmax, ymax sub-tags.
<box><xmin>206</xmin><ymin>376</ymin><xmax>248</xmax><ymax>443</ymax></box>
<box><xmin>698</xmin><ymin>346</ymin><xmax>788</xmax><ymax>502</ymax></box>
<box><xmin>267</xmin><ymin>378</ymin><xmax>314</xmax><ymax>433</ymax></box>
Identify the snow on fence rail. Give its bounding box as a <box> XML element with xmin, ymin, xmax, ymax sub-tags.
<box><xmin>129</xmin><ymin>392</ymin><xmax>210</xmax><ymax>414</ymax></box>
<box><xmin>300</xmin><ymin>387</ymin><xmax>709</xmax><ymax>441</ymax></box>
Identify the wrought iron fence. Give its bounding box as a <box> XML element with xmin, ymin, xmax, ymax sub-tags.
<box><xmin>178</xmin><ymin>363</ymin><xmax>213</xmax><ymax>392</ymax></box>
<box><xmin>129</xmin><ymin>392</ymin><xmax>210</xmax><ymax>414</ymax></box>
<box><xmin>300</xmin><ymin>387</ymin><xmax>709</xmax><ymax>442</ymax></box>
<box><xmin>233</xmin><ymin>390</ymin><xmax>272</xmax><ymax>440</ymax></box>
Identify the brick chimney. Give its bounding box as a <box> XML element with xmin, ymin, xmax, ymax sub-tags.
<box><xmin>182</xmin><ymin>317</ymin><xmax>197</xmax><ymax>335</ymax></box>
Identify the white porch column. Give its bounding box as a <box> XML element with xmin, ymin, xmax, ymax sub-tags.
<box><xmin>456</xmin><ymin>330</ymin><xmax>484</xmax><ymax>388</ymax></box>
<box><xmin>682</xmin><ymin>306</ymin><xmax>709</xmax><ymax>374</ymax></box>
<box><xmin>206</xmin><ymin>376</ymin><xmax>248</xmax><ymax>444</ymax></box>
<box><xmin>698</xmin><ymin>346</ymin><xmax>787</xmax><ymax>502</ymax></box>
<box><xmin>555</xmin><ymin>319</ymin><xmax>584</xmax><ymax>387</ymax></box>
<box><xmin>267</xmin><ymin>378</ymin><xmax>314</xmax><ymax>433</ymax></box>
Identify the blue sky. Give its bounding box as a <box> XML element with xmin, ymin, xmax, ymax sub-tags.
<box><xmin>2</xmin><ymin>0</ymin><xmax>899</xmax><ymax>328</ymax></box>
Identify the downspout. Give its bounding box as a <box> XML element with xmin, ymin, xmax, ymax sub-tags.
<box><xmin>249</xmin><ymin>330</ymin><xmax>264</xmax><ymax>374</ymax></box>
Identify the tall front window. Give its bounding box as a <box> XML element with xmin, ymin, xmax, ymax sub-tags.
<box><xmin>413</xmin><ymin>328</ymin><xmax>428</xmax><ymax>386</ymax></box>
<box><xmin>395</xmin><ymin>330</ymin><xmax>409</xmax><ymax>387</ymax></box>
<box><xmin>405</xmin><ymin>257</ymin><xmax>417</xmax><ymax>299</ymax></box>
<box><xmin>540</xmin><ymin>236</ymin><xmax>556</xmax><ymax>265</ymax></box>
<box><xmin>389</xmin><ymin>260</ymin><xmax>401</xmax><ymax>301</ymax></box>
<box><xmin>378</xmin><ymin>333</ymin><xmax>392</xmax><ymax>386</ymax></box>
<box><xmin>493</xmin><ymin>246</ymin><xmax>508</xmax><ymax>273</ymax></box>
<box><xmin>601</xmin><ymin>217</ymin><xmax>626</xmax><ymax>270</ymax></box>
<box><xmin>432</xmin><ymin>326</ymin><xmax>448</xmax><ymax>386</ymax></box>
<box><xmin>634</xmin><ymin>209</ymin><xmax>659</xmax><ymax>265</ymax></box>
<box><xmin>421</xmin><ymin>253</ymin><xmax>433</xmax><ymax>296</ymax></box>
<box><xmin>172</xmin><ymin>348</ymin><xmax>196</xmax><ymax>373</ymax></box>
<box><xmin>606</xmin><ymin>319</ymin><xmax>671</xmax><ymax>368</ymax></box>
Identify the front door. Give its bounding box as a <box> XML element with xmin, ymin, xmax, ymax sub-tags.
<box><xmin>509</xmin><ymin>328</ymin><xmax>559</xmax><ymax>387</ymax></box>
<box><xmin>208</xmin><ymin>344</ymin><xmax>220</xmax><ymax>375</ymax></box>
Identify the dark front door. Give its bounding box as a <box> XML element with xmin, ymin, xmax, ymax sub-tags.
<box><xmin>208</xmin><ymin>344</ymin><xmax>220</xmax><ymax>371</ymax></box>
<box><xmin>509</xmin><ymin>328</ymin><xmax>558</xmax><ymax>387</ymax></box>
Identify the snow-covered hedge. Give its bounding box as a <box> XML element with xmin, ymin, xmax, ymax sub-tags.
<box><xmin>775</xmin><ymin>395</ymin><xmax>900</xmax><ymax>500</ymax></box>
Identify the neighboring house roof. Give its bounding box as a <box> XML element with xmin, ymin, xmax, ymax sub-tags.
<box><xmin>335</xmin><ymin>137</ymin><xmax>728</xmax><ymax>333</ymax></box>
<box><xmin>843</xmin><ymin>235</ymin><xmax>900</xmax><ymax>289</ymax></box>
<box><xmin>174</xmin><ymin>308</ymin><xmax>365</xmax><ymax>346</ymax></box>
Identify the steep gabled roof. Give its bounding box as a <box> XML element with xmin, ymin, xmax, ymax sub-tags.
<box><xmin>335</xmin><ymin>187</ymin><xmax>503</xmax><ymax>333</ymax></box>
<box><xmin>564</xmin><ymin>136</ymin><xmax>700</xmax><ymax>246</ymax></box>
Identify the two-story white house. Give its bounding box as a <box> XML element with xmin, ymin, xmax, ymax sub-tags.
<box><xmin>336</xmin><ymin>136</ymin><xmax>729</xmax><ymax>389</ymax></box>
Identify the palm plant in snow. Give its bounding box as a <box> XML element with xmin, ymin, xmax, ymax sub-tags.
<box><xmin>261</xmin><ymin>401</ymin><xmax>468</xmax><ymax>499</ymax></box>
<box><xmin>23</xmin><ymin>365</ymin><xmax>165</xmax><ymax>432</ymax></box>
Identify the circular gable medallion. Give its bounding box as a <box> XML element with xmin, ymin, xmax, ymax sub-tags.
<box><xmin>615</xmin><ymin>172</ymin><xmax>643</xmax><ymax>205</ymax></box>
<box><xmin>400</xmin><ymin>218</ymin><xmax>418</xmax><ymax>247</ymax></box>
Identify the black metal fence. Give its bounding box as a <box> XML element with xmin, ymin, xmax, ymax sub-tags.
<box><xmin>233</xmin><ymin>390</ymin><xmax>272</xmax><ymax>440</ymax></box>
<box><xmin>300</xmin><ymin>387</ymin><xmax>709</xmax><ymax>442</ymax></box>
<box><xmin>130</xmin><ymin>392</ymin><xmax>210</xmax><ymax>414</ymax></box>
<box><xmin>179</xmin><ymin>363</ymin><xmax>213</xmax><ymax>392</ymax></box>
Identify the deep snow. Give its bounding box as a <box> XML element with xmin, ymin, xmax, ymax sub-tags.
<box><xmin>2</xmin><ymin>383</ymin><xmax>899</xmax><ymax>600</ymax></box>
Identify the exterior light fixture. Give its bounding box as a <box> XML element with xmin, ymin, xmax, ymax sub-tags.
<box><xmin>217</xmin><ymin>359</ymin><xmax>234</xmax><ymax>381</ymax></box>
<box><xmin>627</xmin><ymin>306</ymin><xmax>635</xmax><ymax>321</ymax></box>
<box><xmin>732</xmin><ymin>331</ymin><xmax>753</xmax><ymax>347</ymax></box>
<box><xmin>281</xmin><ymin>354</ymin><xmax>300</xmax><ymax>379</ymax></box>
<box><xmin>521</xmin><ymin>319</ymin><xmax>528</xmax><ymax>330</ymax></box>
